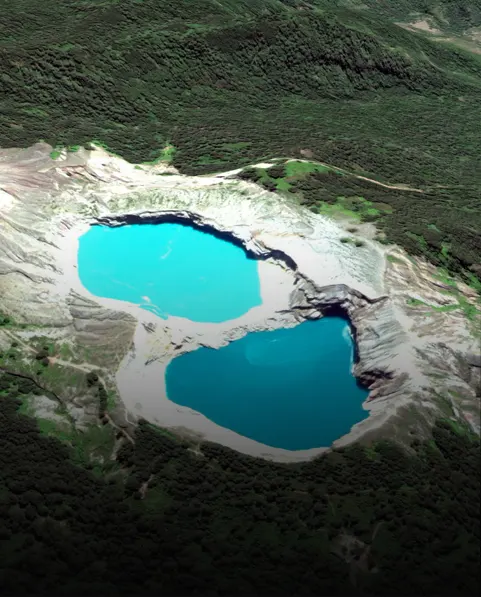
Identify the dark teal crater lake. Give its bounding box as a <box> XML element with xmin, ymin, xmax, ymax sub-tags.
<box><xmin>166</xmin><ymin>317</ymin><xmax>370</xmax><ymax>451</ymax></box>
<box><xmin>77</xmin><ymin>222</ymin><xmax>262</xmax><ymax>323</ymax></box>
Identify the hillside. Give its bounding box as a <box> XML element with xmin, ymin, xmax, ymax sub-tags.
<box><xmin>2</xmin><ymin>0</ymin><xmax>480</xmax><ymax>180</ymax></box>
<box><xmin>1</xmin><ymin>372</ymin><xmax>480</xmax><ymax>595</ymax></box>
<box><xmin>1</xmin><ymin>4</ymin><xmax>480</xmax><ymax>593</ymax></box>
<box><xmin>1</xmin><ymin>1</ymin><xmax>481</xmax><ymax>284</ymax></box>
<box><xmin>324</xmin><ymin>0</ymin><xmax>481</xmax><ymax>33</ymax></box>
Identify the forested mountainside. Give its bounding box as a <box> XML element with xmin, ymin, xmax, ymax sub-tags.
<box><xmin>1</xmin><ymin>3</ymin><xmax>480</xmax><ymax>595</ymax></box>
<box><xmin>1</xmin><ymin>1</ymin><xmax>481</xmax><ymax>285</ymax></box>
<box><xmin>0</xmin><ymin>371</ymin><xmax>479</xmax><ymax>595</ymax></box>
<box><xmin>1</xmin><ymin>0</ymin><xmax>480</xmax><ymax>179</ymax></box>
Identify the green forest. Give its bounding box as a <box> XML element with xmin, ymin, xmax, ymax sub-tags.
<box><xmin>1</xmin><ymin>2</ymin><xmax>481</xmax><ymax>594</ymax></box>
<box><xmin>1</xmin><ymin>1</ymin><xmax>481</xmax><ymax>281</ymax></box>
<box><xmin>0</xmin><ymin>370</ymin><xmax>479</xmax><ymax>595</ymax></box>
<box><xmin>238</xmin><ymin>161</ymin><xmax>481</xmax><ymax>284</ymax></box>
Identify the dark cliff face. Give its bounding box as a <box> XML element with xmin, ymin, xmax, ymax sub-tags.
<box><xmin>94</xmin><ymin>211</ymin><xmax>299</xmax><ymax>271</ymax></box>
<box><xmin>467</xmin><ymin>352</ymin><xmax>481</xmax><ymax>368</ymax></box>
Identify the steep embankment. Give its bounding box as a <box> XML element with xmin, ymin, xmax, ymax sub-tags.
<box><xmin>0</xmin><ymin>143</ymin><xmax>479</xmax><ymax>461</ymax></box>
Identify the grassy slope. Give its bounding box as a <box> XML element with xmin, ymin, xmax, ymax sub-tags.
<box><xmin>239</xmin><ymin>158</ymin><xmax>481</xmax><ymax>286</ymax></box>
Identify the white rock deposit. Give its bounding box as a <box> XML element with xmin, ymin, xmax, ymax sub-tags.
<box><xmin>0</xmin><ymin>142</ymin><xmax>479</xmax><ymax>461</ymax></box>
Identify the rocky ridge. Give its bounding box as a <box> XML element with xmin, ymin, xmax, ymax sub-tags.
<box><xmin>0</xmin><ymin>142</ymin><xmax>479</xmax><ymax>461</ymax></box>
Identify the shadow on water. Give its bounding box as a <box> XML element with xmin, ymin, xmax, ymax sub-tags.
<box><xmin>318</xmin><ymin>305</ymin><xmax>368</xmax><ymax>392</ymax></box>
<box><xmin>94</xmin><ymin>211</ymin><xmax>299</xmax><ymax>271</ymax></box>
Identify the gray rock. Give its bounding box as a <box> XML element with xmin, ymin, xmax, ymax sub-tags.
<box><xmin>0</xmin><ymin>142</ymin><xmax>479</xmax><ymax>459</ymax></box>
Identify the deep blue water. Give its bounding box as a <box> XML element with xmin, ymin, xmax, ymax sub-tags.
<box><xmin>166</xmin><ymin>317</ymin><xmax>369</xmax><ymax>451</ymax></box>
<box><xmin>77</xmin><ymin>222</ymin><xmax>262</xmax><ymax>322</ymax></box>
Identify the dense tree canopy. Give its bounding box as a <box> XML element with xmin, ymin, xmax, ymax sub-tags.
<box><xmin>0</xmin><ymin>4</ymin><xmax>480</xmax><ymax>594</ymax></box>
<box><xmin>0</xmin><ymin>370</ymin><xmax>479</xmax><ymax>595</ymax></box>
<box><xmin>2</xmin><ymin>1</ymin><xmax>481</xmax><ymax>282</ymax></box>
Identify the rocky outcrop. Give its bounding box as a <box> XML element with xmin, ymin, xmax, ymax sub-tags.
<box><xmin>0</xmin><ymin>142</ymin><xmax>479</xmax><ymax>460</ymax></box>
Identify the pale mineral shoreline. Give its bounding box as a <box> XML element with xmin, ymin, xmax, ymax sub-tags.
<box><xmin>51</xmin><ymin>214</ymin><xmax>392</xmax><ymax>464</ymax></box>
<box><xmin>2</xmin><ymin>142</ymin><xmax>478</xmax><ymax>462</ymax></box>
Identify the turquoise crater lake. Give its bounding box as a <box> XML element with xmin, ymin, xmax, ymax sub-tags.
<box><xmin>166</xmin><ymin>317</ymin><xmax>370</xmax><ymax>451</ymax></box>
<box><xmin>77</xmin><ymin>222</ymin><xmax>262</xmax><ymax>323</ymax></box>
<box><xmin>79</xmin><ymin>222</ymin><xmax>369</xmax><ymax>451</ymax></box>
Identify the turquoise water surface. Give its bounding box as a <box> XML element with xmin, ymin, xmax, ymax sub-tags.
<box><xmin>77</xmin><ymin>222</ymin><xmax>262</xmax><ymax>323</ymax></box>
<box><xmin>166</xmin><ymin>317</ymin><xmax>370</xmax><ymax>451</ymax></box>
<box><xmin>79</xmin><ymin>222</ymin><xmax>369</xmax><ymax>450</ymax></box>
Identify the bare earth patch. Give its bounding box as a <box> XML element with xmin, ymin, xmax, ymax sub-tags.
<box><xmin>397</xmin><ymin>21</ymin><xmax>481</xmax><ymax>55</ymax></box>
<box><xmin>408</xmin><ymin>20</ymin><xmax>441</xmax><ymax>34</ymax></box>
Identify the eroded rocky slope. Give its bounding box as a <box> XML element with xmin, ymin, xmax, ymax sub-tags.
<box><xmin>0</xmin><ymin>142</ymin><xmax>479</xmax><ymax>461</ymax></box>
